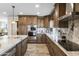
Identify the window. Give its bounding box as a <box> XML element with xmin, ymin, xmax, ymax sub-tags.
<box><xmin>0</xmin><ymin>17</ymin><xmax>8</xmax><ymax>35</ymax></box>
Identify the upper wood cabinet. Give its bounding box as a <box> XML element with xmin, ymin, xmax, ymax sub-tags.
<box><xmin>37</xmin><ymin>17</ymin><xmax>44</xmax><ymax>27</ymax></box>
<box><xmin>59</xmin><ymin>3</ymin><xmax>66</xmax><ymax>17</ymax></box>
<box><xmin>37</xmin><ymin>16</ymin><xmax>49</xmax><ymax>28</ymax></box>
<box><xmin>43</xmin><ymin>16</ymin><xmax>49</xmax><ymax>28</ymax></box>
<box><xmin>37</xmin><ymin>18</ymin><xmax>41</xmax><ymax>27</ymax></box>
<box><xmin>22</xmin><ymin>16</ymin><xmax>27</xmax><ymax>25</ymax></box>
<box><xmin>17</xmin><ymin>15</ymin><xmax>37</xmax><ymax>35</ymax></box>
<box><xmin>74</xmin><ymin>3</ymin><xmax>79</xmax><ymax>12</ymax></box>
<box><xmin>59</xmin><ymin>3</ymin><xmax>68</xmax><ymax>28</ymax></box>
<box><xmin>31</xmin><ymin>16</ymin><xmax>37</xmax><ymax>25</ymax></box>
<box><xmin>50</xmin><ymin>3</ymin><xmax>68</xmax><ymax>28</ymax></box>
<box><xmin>18</xmin><ymin>16</ymin><xmax>37</xmax><ymax>25</ymax></box>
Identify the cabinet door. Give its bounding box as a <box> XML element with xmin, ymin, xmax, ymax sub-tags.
<box><xmin>46</xmin><ymin>35</ymin><xmax>66</xmax><ymax>56</ymax></box>
<box><xmin>51</xmin><ymin>42</ymin><xmax>67</xmax><ymax>56</ymax></box>
<box><xmin>15</xmin><ymin>43</ymin><xmax>22</xmax><ymax>56</ymax></box>
<box><xmin>23</xmin><ymin>17</ymin><xmax>27</xmax><ymax>25</ymax></box>
<box><xmin>44</xmin><ymin>16</ymin><xmax>49</xmax><ymax>28</ymax></box>
<box><xmin>41</xmin><ymin>34</ymin><xmax>46</xmax><ymax>43</ymax></box>
<box><xmin>21</xmin><ymin>39</ymin><xmax>27</xmax><ymax>56</ymax></box>
<box><xmin>33</xmin><ymin>16</ymin><xmax>37</xmax><ymax>25</ymax></box>
<box><xmin>49</xmin><ymin>41</ymin><xmax>55</xmax><ymax>56</ymax></box>
<box><xmin>46</xmin><ymin>37</ymin><xmax>54</xmax><ymax>56</ymax></box>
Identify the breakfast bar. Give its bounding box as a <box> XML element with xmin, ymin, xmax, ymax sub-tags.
<box><xmin>0</xmin><ymin>35</ymin><xmax>28</xmax><ymax>56</ymax></box>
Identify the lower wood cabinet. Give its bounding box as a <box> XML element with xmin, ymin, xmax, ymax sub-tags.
<box><xmin>41</xmin><ymin>34</ymin><xmax>46</xmax><ymax>43</ymax></box>
<box><xmin>51</xmin><ymin>42</ymin><xmax>67</xmax><ymax>56</ymax></box>
<box><xmin>2</xmin><ymin>39</ymin><xmax>27</xmax><ymax>56</ymax></box>
<box><xmin>15</xmin><ymin>42</ymin><xmax>22</xmax><ymax>56</ymax></box>
<box><xmin>36</xmin><ymin>34</ymin><xmax>47</xmax><ymax>43</ymax></box>
<box><xmin>15</xmin><ymin>39</ymin><xmax>27</xmax><ymax>56</ymax></box>
<box><xmin>21</xmin><ymin>39</ymin><xmax>27</xmax><ymax>56</ymax></box>
<box><xmin>27</xmin><ymin>34</ymin><xmax>46</xmax><ymax>44</ymax></box>
<box><xmin>27</xmin><ymin>36</ymin><xmax>37</xmax><ymax>43</ymax></box>
<box><xmin>45</xmin><ymin>34</ymin><xmax>67</xmax><ymax>56</ymax></box>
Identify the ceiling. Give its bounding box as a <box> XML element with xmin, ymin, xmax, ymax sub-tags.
<box><xmin>0</xmin><ymin>3</ymin><xmax>54</xmax><ymax>16</ymax></box>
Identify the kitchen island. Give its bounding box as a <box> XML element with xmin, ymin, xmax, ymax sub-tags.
<box><xmin>0</xmin><ymin>35</ymin><xmax>28</xmax><ymax>56</ymax></box>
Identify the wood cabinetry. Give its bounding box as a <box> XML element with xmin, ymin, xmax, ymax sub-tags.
<box><xmin>50</xmin><ymin>3</ymin><xmax>68</xmax><ymax>28</ymax></box>
<box><xmin>74</xmin><ymin>3</ymin><xmax>79</xmax><ymax>12</ymax></box>
<box><xmin>27</xmin><ymin>34</ymin><xmax>46</xmax><ymax>44</ymax></box>
<box><xmin>45</xmin><ymin>35</ymin><xmax>55</xmax><ymax>56</ymax></box>
<box><xmin>18</xmin><ymin>16</ymin><xmax>37</xmax><ymax>25</ymax></box>
<box><xmin>37</xmin><ymin>34</ymin><xmax>46</xmax><ymax>43</ymax></box>
<box><xmin>41</xmin><ymin>34</ymin><xmax>47</xmax><ymax>43</ymax></box>
<box><xmin>59</xmin><ymin>3</ymin><xmax>66</xmax><ymax>17</ymax></box>
<box><xmin>15</xmin><ymin>42</ymin><xmax>22</xmax><ymax>56</ymax></box>
<box><xmin>37</xmin><ymin>17</ymin><xmax>44</xmax><ymax>27</ymax></box>
<box><xmin>43</xmin><ymin>16</ymin><xmax>49</xmax><ymax>28</ymax></box>
<box><xmin>17</xmin><ymin>16</ymin><xmax>37</xmax><ymax>35</ymax></box>
<box><xmin>32</xmin><ymin>16</ymin><xmax>37</xmax><ymax>25</ymax></box>
<box><xmin>37</xmin><ymin>16</ymin><xmax>49</xmax><ymax>28</ymax></box>
<box><xmin>37</xmin><ymin>35</ymin><xmax>42</xmax><ymax>43</ymax></box>
<box><xmin>58</xmin><ymin>3</ymin><xmax>68</xmax><ymax>28</ymax></box>
<box><xmin>15</xmin><ymin>39</ymin><xmax>27</xmax><ymax>56</ymax></box>
<box><xmin>27</xmin><ymin>36</ymin><xmax>37</xmax><ymax>43</ymax></box>
<box><xmin>59</xmin><ymin>20</ymin><xmax>68</xmax><ymax>28</ymax></box>
<box><xmin>45</xmin><ymin>34</ymin><xmax>67</xmax><ymax>56</ymax></box>
<box><xmin>21</xmin><ymin>39</ymin><xmax>27</xmax><ymax>56</ymax></box>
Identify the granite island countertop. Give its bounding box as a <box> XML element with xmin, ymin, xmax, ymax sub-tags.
<box><xmin>0</xmin><ymin>35</ymin><xmax>28</xmax><ymax>56</ymax></box>
<box><xmin>45</xmin><ymin>33</ymin><xmax>79</xmax><ymax>56</ymax></box>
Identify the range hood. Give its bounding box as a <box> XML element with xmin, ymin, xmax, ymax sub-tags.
<box><xmin>59</xmin><ymin>12</ymin><xmax>79</xmax><ymax>21</ymax></box>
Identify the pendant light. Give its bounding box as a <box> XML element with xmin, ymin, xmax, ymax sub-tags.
<box><xmin>12</xmin><ymin>5</ymin><xmax>16</xmax><ymax>24</ymax></box>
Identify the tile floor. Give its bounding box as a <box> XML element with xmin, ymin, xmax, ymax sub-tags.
<box><xmin>24</xmin><ymin>44</ymin><xmax>50</xmax><ymax>56</ymax></box>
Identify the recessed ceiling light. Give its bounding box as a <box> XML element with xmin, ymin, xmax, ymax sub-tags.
<box><xmin>19</xmin><ymin>12</ymin><xmax>23</xmax><ymax>15</ymax></box>
<box><xmin>37</xmin><ymin>12</ymin><xmax>40</xmax><ymax>15</ymax></box>
<box><xmin>3</xmin><ymin>12</ymin><xmax>7</xmax><ymax>15</ymax></box>
<box><xmin>35</xmin><ymin>4</ymin><xmax>39</xmax><ymax>8</ymax></box>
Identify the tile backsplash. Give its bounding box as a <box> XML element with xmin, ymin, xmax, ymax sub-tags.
<box><xmin>67</xmin><ymin>19</ymin><xmax>79</xmax><ymax>45</ymax></box>
<box><xmin>72</xmin><ymin>19</ymin><xmax>79</xmax><ymax>44</ymax></box>
<box><xmin>58</xmin><ymin>19</ymin><xmax>79</xmax><ymax>45</ymax></box>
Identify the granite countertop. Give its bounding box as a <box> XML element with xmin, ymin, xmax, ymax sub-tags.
<box><xmin>45</xmin><ymin>33</ymin><xmax>79</xmax><ymax>56</ymax></box>
<box><xmin>0</xmin><ymin>35</ymin><xmax>28</xmax><ymax>56</ymax></box>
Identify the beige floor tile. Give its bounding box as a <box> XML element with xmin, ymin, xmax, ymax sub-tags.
<box><xmin>24</xmin><ymin>44</ymin><xmax>50</xmax><ymax>56</ymax></box>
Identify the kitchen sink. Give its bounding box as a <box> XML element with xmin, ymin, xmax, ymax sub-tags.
<box><xmin>58</xmin><ymin>40</ymin><xmax>79</xmax><ymax>51</ymax></box>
